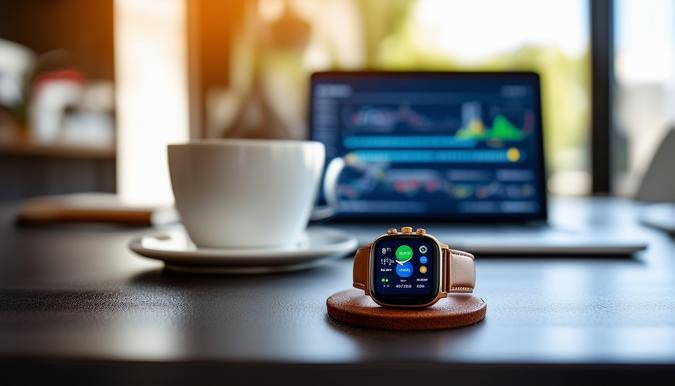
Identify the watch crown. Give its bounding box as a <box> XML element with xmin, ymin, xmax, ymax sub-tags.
<box><xmin>387</xmin><ymin>228</ymin><xmax>398</xmax><ymax>235</ymax></box>
<box><xmin>416</xmin><ymin>228</ymin><xmax>426</xmax><ymax>235</ymax></box>
<box><xmin>401</xmin><ymin>226</ymin><xmax>413</xmax><ymax>234</ymax></box>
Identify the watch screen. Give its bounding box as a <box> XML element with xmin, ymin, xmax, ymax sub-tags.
<box><xmin>371</xmin><ymin>235</ymin><xmax>440</xmax><ymax>305</ymax></box>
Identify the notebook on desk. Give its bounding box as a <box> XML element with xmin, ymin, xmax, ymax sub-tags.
<box><xmin>309</xmin><ymin>71</ymin><xmax>647</xmax><ymax>255</ymax></box>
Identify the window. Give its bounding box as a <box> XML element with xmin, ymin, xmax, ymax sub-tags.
<box><xmin>613</xmin><ymin>0</ymin><xmax>675</xmax><ymax>196</ymax></box>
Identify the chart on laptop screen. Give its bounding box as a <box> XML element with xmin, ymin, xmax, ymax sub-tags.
<box><xmin>310</xmin><ymin>72</ymin><xmax>546</xmax><ymax>220</ymax></box>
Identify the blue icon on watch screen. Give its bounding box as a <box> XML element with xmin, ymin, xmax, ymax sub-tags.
<box><xmin>396</xmin><ymin>261</ymin><xmax>413</xmax><ymax>277</ymax></box>
<box><xmin>419</xmin><ymin>256</ymin><xmax>428</xmax><ymax>264</ymax></box>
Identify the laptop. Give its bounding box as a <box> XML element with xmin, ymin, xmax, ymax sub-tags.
<box><xmin>309</xmin><ymin>71</ymin><xmax>647</xmax><ymax>255</ymax></box>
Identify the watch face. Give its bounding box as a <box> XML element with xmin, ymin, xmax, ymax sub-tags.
<box><xmin>371</xmin><ymin>235</ymin><xmax>440</xmax><ymax>306</ymax></box>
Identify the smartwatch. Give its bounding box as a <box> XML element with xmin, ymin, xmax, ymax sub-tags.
<box><xmin>352</xmin><ymin>227</ymin><xmax>475</xmax><ymax>308</ymax></box>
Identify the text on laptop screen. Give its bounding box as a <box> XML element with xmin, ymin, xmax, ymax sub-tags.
<box><xmin>310</xmin><ymin>72</ymin><xmax>546</xmax><ymax>220</ymax></box>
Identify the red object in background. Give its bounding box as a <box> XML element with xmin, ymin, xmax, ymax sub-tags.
<box><xmin>32</xmin><ymin>69</ymin><xmax>85</xmax><ymax>92</ymax></box>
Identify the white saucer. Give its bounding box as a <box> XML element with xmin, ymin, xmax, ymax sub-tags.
<box><xmin>128</xmin><ymin>226</ymin><xmax>358</xmax><ymax>274</ymax></box>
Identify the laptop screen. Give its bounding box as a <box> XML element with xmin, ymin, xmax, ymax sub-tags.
<box><xmin>309</xmin><ymin>72</ymin><xmax>547</xmax><ymax>221</ymax></box>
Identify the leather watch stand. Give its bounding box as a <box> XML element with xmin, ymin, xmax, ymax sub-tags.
<box><xmin>326</xmin><ymin>289</ymin><xmax>487</xmax><ymax>330</ymax></box>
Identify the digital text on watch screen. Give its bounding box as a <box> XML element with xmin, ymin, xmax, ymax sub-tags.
<box><xmin>372</xmin><ymin>236</ymin><xmax>439</xmax><ymax>304</ymax></box>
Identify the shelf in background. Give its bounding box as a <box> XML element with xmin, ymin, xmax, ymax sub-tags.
<box><xmin>0</xmin><ymin>131</ymin><xmax>115</xmax><ymax>159</ymax></box>
<box><xmin>0</xmin><ymin>130</ymin><xmax>116</xmax><ymax>201</ymax></box>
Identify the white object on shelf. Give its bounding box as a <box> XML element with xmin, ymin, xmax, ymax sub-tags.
<box><xmin>30</xmin><ymin>80</ymin><xmax>83</xmax><ymax>144</ymax></box>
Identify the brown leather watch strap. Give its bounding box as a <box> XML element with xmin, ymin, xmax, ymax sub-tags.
<box><xmin>352</xmin><ymin>244</ymin><xmax>371</xmax><ymax>294</ymax></box>
<box><xmin>443</xmin><ymin>248</ymin><xmax>475</xmax><ymax>293</ymax></box>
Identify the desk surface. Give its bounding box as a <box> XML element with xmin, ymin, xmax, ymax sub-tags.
<box><xmin>1</xmin><ymin>198</ymin><xmax>674</xmax><ymax>385</ymax></box>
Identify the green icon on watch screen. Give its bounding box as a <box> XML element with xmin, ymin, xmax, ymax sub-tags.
<box><xmin>395</xmin><ymin>245</ymin><xmax>413</xmax><ymax>264</ymax></box>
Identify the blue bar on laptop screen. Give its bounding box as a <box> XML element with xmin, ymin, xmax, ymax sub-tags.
<box><xmin>310</xmin><ymin>72</ymin><xmax>547</xmax><ymax>221</ymax></box>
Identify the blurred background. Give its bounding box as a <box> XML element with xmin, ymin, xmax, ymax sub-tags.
<box><xmin>0</xmin><ymin>0</ymin><xmax>672</xmax><ymax>203</ymax></box>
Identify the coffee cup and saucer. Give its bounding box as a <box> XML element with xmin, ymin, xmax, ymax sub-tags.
<box><xmin>129</xmin><ymin>139</ymin><xmax>358</xmax><ymax>273</ymax></box>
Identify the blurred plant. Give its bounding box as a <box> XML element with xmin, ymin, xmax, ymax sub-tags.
<box><xmin>217</xmin><ymin>0</ymin><xmax>364</xmax><ymax>139</ymax></box>
<box><xmin>223</xmin><ymin>0</ymin><xmax>311</xmax><ymax>139</ymax></box>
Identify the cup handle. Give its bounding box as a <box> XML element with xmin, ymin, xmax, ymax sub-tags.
<box><xmin>310</xmin><ymin>157</ymin><xmax>345</xmax><ymax>221</ymax></box>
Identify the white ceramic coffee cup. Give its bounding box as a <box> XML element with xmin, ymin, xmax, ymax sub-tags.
<box><xmin>168</xmin><ymin>139</ymin><xmax>325</xmax><ymax>249</ymax></box>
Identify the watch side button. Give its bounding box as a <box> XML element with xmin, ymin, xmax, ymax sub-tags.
<box><xmin>401</xmin><ymin>226</ymin><xmax>413</xmax><ymax>234</ymax></box>
<box><xmin>416</xmin><ymin>228</ymin><xmax>426</xmax><ymax>235</ymax></box>
<box><xmin>387</xmin><ymin>228</ymin><xmax>398</xmax><ymax>235</ymax></box>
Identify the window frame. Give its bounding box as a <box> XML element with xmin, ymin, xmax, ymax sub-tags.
<box><xmin>590</xmin><ymin>0</ymin><xmax>614</xmax><ymax>195</ymax></box>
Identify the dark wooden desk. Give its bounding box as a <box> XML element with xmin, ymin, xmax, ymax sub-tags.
<box><xmin>1</xmin><ymin>198</ymin><xmax>674</xmax><ymax>385</ymax></box>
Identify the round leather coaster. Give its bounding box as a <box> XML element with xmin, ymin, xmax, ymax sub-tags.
<box><xmin>327</xmin><ymin>289</ymin><xmax>486</xmax><ymax>330</ymax></box>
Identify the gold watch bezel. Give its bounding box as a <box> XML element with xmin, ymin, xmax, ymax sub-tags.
<box><xmin>367</xmin><ymin>230</ymin><xmax>447</xmax><ymax>308</ymax></box>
